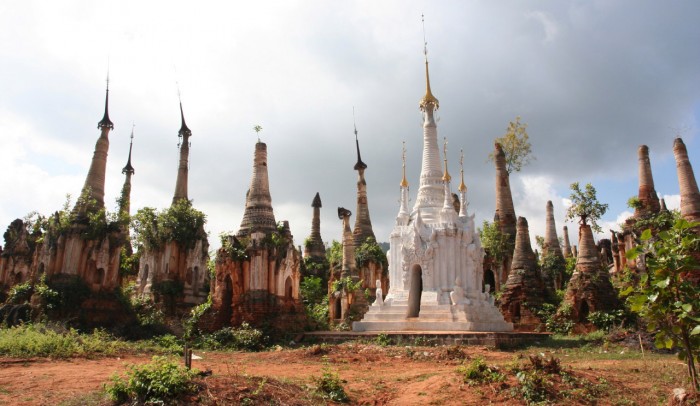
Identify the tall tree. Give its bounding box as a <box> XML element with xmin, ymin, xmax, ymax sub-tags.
<box><xmin>488</xmin><ymin>116</ymin><xmax>534</xmax><ymax>174</ymax></box>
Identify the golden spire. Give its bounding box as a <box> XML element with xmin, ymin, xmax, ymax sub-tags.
<box><xmin>400</xmin><ymin>141</ymin><xmax>409</xmax><ymax>188</ymax></box>
<box><xmin>458</xmin><ymin>148</ymin><xmax>466</xmax><ymax>192</ymax></box>
<box><xmin>419</xmin><ymin>14</ymin><xmax>439</xmax><ymax>111</ymax></box>
<box><xmin>442</xmin><ymin>137</ymin><xmax>451</xmax><ymax>182</ymax></box>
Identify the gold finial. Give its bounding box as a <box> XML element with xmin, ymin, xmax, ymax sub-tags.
<box><xmin>458</xmin><ymin>148</ymin><xmax>467</xmax><ymax>192</ymax></box>
<box><xmin>442</xmin><ymin>137</ymin><xmax>451</xmax><ymax>182</ymax></box>
<box><xmin>400</xmin><ymin>141</ymin><xmax>409</xmax><ymax>188</ymax></box>
<box><xmin>419</xmin><ymin>14</ymin><xmax>439</xmax><ymax>111</ymax></box>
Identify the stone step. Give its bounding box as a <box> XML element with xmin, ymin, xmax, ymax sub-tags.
<box><xmin>352</xmin><ymin>320</ymin><xmax>514</xmax><ymax>332</ymax></box>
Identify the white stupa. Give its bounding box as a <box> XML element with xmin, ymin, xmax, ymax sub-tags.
<box><xmin>352</xmin><ymin>38</ymin><xmax>512</xmax><ymax>332</ymax></box>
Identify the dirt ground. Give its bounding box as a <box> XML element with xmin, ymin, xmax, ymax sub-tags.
<box><xmin>0</xmin><ymin>343</ymin><xmax>693</xmax><ymax>405</ymax></box>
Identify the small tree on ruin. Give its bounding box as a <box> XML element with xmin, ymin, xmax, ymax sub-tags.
<box><xmin>488</xmin><ymin>116</ymin><xmax>534</xmax><ymax>174</ymax></box>
<box><xmin>565</xmin><ymin>182</ymin><xmax>608</xmax><ymax>233</ymax></box>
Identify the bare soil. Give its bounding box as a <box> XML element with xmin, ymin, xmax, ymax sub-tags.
<box><xmin>0</xmin><ymin>343</ymin><xmax>693</xmax><ymax>405</ymax></box>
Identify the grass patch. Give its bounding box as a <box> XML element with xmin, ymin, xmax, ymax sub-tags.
<box><xmin>456</xmin><ymin>357</ymin><xmax>505</xmax><ymax>386</ymax></box>
<box><xmin>0</xmin><ymin>323</ymin><xmax>131</xmax><ymax>358</ymax></box>
<box><xmin>313</xmin><ymin>364</ymin><xmax>349</xmax><ymax>403</ymax></box>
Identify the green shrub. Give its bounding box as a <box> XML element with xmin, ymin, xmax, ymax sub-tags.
<box><xmin>7</xmin><ymin>281</ymin><xmax>32</xmax><ymax>304</ymax></box>
<box><xmin>105</xmin><ymin>356</ymin><xmax>199</xmax><ymax>404</ymax></box>
<box><xmin>456</xmin><ymin>357</ymin><xmax>505</xmax><ymax>385</ymax></box>
<box><xmin>374</xmin><ymin>333</ymin><xmax>391</xmax><ymax>347</ymax></box>
<box><xmin>197</xmin><ymin>323</ymin><xmax>267</xmax><ymax>351</ymax></box>
<box><xmin>0</xmin><ymin>323</ymin><xmax>129</xmax><ymax>358</ymax></box>
<box><xmin>313</xmin><ymin>365</ymin><xmax>349</xmax><ymax>402</ymax></box>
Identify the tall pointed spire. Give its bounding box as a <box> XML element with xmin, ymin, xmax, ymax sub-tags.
<box><xmin>119</xmin><ymin>125</ymin><xmax>135</xmax><ymax>219</ymax></box>
<box><xmin>238</xmin><ymin>137</ymin><xmax>277</xmax><ymax>236</ymax></box>
<box><xmin>352</xmin><ymin>116</ymin><xmax>375</xmax><ymax>245</ymax></box>
<box><xmin>673</xmin><ymin>138</ymin><xmax>700</xmax><ymax>224</ymax></box>
<box><xmin>397</xmin><ymin>142</ymin><xmax>410</xmax><ymax>224</ymax></box>
<box><xmin>419</xmin><ymin>14</ymin><xmax>439</xmax><ymax>112</ymax></box>
<box><xmin>400</xmin><ymin>141</ymin><xmax>409</xmax><ymax>189</ymax></box>
<box><xmin>172</xmin><ymin>100</ymin><xmax>192</xmax><ymax>204</ymax></box>
<box><xmin>97</xmin><ymin>74</ymin><xmax>114</xmax><ymax>130</ymax></box>
<box><xmin>635</xmin><ymin>145</ymin><xmax>660</xmax><ymax>218</ymax></box>
<box><xmin>457</xmin><ymin>149</ymin><xmax>468</xmax><ymax>217</ymax></box>
<box><xmin>73</xmin><ymin>80</ymin><xmax>113</xmax><ymax>218</ymax></box>
<box><xmin>413</xmin><ymin>15</ymin><xmax>445</xmax><ymax>220</ymax></box>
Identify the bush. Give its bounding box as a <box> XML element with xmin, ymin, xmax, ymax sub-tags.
<box><xmin>0</xmin><ymin>323</ymin><xmax>129</xmax><ymax>358</ymax></box>
<box><xmin>313</xmin><ymin>365</ymin><xmax>349</xmax><ymax>403</ymax></box>
<box><xmin>105</xmin><ymin>356</ymin><xmax>199</xmax><ymax>404</ymax></box>
<box><xmin>197</xmin><ymin>322</ymin><xmax>267</xmax><ymax>351</ymax></box>
<box><xmin>456</xmin><ymin>357</ymin><xmax>505</xmax><ymax>385</ymax></box>
<box><xmin>6</xmin><ymin>281</ymin><xmax>32</xmax><ymax>304</ymax></box>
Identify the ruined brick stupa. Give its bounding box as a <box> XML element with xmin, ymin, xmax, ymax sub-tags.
<box><xmin>353</xmin><ymin>42</ymin><xmax>512</xmax><ymax>332</ymax></box>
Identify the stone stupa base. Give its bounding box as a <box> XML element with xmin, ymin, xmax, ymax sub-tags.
<box><xmin>352</xmin><ymin>293</ymin><xmax>513</xmax><ymax>332</ymax></box>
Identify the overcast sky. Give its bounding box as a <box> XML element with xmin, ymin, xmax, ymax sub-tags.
<box><xmin>1</xmin><ymin>1</ymin><xmax>699</xmax><ymax>254</ymax></box>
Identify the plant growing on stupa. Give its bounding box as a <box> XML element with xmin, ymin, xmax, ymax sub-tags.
<box><xmin>565</xmin><ymin>182</ymin><xmax>608</xmax><ymax>233</ymax></box>
<box><xmin>488</xmin><ymin>116</ymin><xmax>534</xmax><ymax>174</ymax></box>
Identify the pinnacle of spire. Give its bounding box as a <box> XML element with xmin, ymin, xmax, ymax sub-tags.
<box><xmin>97</xmin><ymin>85</ymin><xmax>114</xmax><ymax>130</ymax></box>
<box><xmin>510</xmin><ymin>217</ymin><xmax>538</xmax><ymax>273</ymax></box>
<box><xmin>178</xmin><ymin>102</ymin><xmax>192</xmax><ymax>137</ymax></box>
<box><xmin>237</xmin><ymin>142</ymin><xmax>277</xmax><ymax>236</ymax></box>
<box><xmin>419</xmin><ymin>14</ymin><xmax>439</xmax><ymax>111</ymax></box>
<box><xmin>673</xmin><ymin>137</ymin><xmax>700</xmax><ymax>224</ymax></box>
<box><xmin>312</xmin><ymin>192</ymin><xmax>322</xmax><ymax>208</ymax></box>
<box><xmin>353</xmin><ymin>128</ymin><xmax>367</xmax><ymax>171</ymax></box>
<box><xmin>400</xmin><ymin>141</ymin><xmax>409</xmax><ymax>188</ymax></box>
<box><xmin>544</xmin><ymin>201</ymin><xmax>564</xmax><ymax>259</ymax></box>
<box><xmin>635</xmin><ymin>145</ymin><xmax>660</xmax><ymax>217</ymax></box>
<box><xmin>442</xmin><ymin>138</ymin><xmax>451</xmax><ymax>182</ymax></box>
<box><xmin>458</xmin><ymin>149</ymin><xmax>466</xmax><ymax>192</ymax></box>
<box><xmin>122</xmin><ymin>127</ymin><xmax>135</xmax><ymax>175</ymax></box>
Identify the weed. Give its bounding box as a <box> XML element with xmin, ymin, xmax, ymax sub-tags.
<box><xmin>374</xmin><ymin>333</ymin><xmax>391</xmax><ymax>347</ymax></box>
<box><xmin>0</xmin><ymin>323</ymin><xmax>129</xmax><ymax>358</ymax></box>
<box><xmin>105</xmin><ymin>355</ymin><xmax>199</xmax><ymax>404</ymax></box>
<box><xmin>456</xmin><ymin>357</ymin><xmax>505</xmax><ymax>385</ymax></box>
<box><xmin>313</xmin><ymin>365</ymin><xmax>349</xmax><ymax>403</ymax></box>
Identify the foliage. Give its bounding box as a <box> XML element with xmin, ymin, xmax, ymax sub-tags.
<box><xmin>355</xmin><ymin>237</ymin><xmax>388</xmax><ymax>269</ymax></box>
<box><xmin>303</xmin><ymin>256</ymin><xmax>329</xmax><ymax>278</ymax></box>
<box><xmin>547</xmin><ymin>303</ymin><xmax>575</xmax><ymax>334</ymax></box>
<box><xmin>105</xmin><ymin>355</ymin><xmax>199</xmax><ymax>404</ymax></box>
<box><xmin>456</xmin><ymin>357</ymin><xmax>505</xmax><ymax>385</ymax></box>
<box><xmin>326</xmin><ymin>240</ymin><xmax>343</xmax><ymax>270</ymax></box>
<box><xmin>131</xmin><ymin>199</ymin><xmax>207</xmax><ymax>250</ymax></box>
<box><xmin>627</xmin><ymin>196</ymin><xmax>643</xmax><ymax>209</ymax></box>
<box><xmin>0</xmin><ymin>323</ymin><xmax>129</xmax><ymax>358</ymax></box>
<box><xmin>300</xmin><ymin>276</ymin><xmax>326</xmax><ymax>306</ymax></box>
<box><xmin>565</xmin><ymin>182</ymin><xmax>609</xmax><ymax>233</ymax></box>
<box><xmin>332</xmin><ymin>276</ymin><xmax>363</xmax><ymax>294</ymax></box>
<box><xmin>151</xmin><ymin>280</ymin><xmax>184</xmax><ymax>298</ymax></box>
<box><xmin>479</xmin><ymin>220</ymin><xmax>513</xmax><ymax>263</ymax></box>
<box><xmin>622</xmin><ymin>218</ymin><xmax>700</xmax><ymax>390</ymax></box>
<box><xmin>119</xmin><ymin>247</ymin><xmax>139</xmax><ymax>277</ymax></box>
<box><xmin>313</xmin><ymin>364</ymin><xmax>349</xmax><ymax>403</ymax></box>
<box><xmin>633</xmin><ymin>208</ymin><xmax>680</xmax><ymax>235</ymax></box>
<box><xmin>196</xmin><ymin>322</ymin><xmax>268</xmax><ymax>351</ymax></box>
<box><xmin>488</xmin><ymin>116</ymin><xmax>534</xmax><ymax>174</ymax></box>
<box><xmin>374</xmin><ymin>333</ymin><xmax>391</xmax><ymax>347</ymax></box>
<box><xmin>183</xmin><ymin>295</ymin><xmax>212</xmax><ymax>340</ymax></box>
<box><xmin>586</xmin><ymin>309</ymin><xmax>629</xmax><ymax>332</ymax></box>
<box><xmin>540</xmin><ymin>252</ymin><xmax>568</xmax><ymax>289</ymax></box>
<box><xmin>6</xmin><ymin>281</ymin><xmax>32</xmax><ymax>304</ymax></box>
<box><xmin>220</xmin><ymin>233</ymin><xmax>249</xmax><ymax>261</ymax></box>
<box><xmin>34</xmin><ymin>275</ymin><xmax>59</xmax><ymax>309</ymax></box>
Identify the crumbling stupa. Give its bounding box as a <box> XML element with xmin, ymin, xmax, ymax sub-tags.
<box><xmin>136</xmin><ymin>102</ymin><xmax>210</xmax><ymax>306</ymax></box>
<box><xmin>559</xmin><ymin>224</ymin><xmax>620</xmax><ymax>325</ymax></box>
<box><xmin>674</xmin><ymin>138</ymin><xmax>700</xmax><ymax>225</ymax></box>
<box><xmin>353</xmin><ymin>41</ymin><xmax>511</xmax><ymax>332</ymax></box>
<box><xmin>209</xmin><ymin>139</ymin><xmax>305</xmax><ymax>330</ymax></box>
<box><xmin>499</xmin><ymin>217</ymin><xmax>546</xmax><ymax>330</ymax></box>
